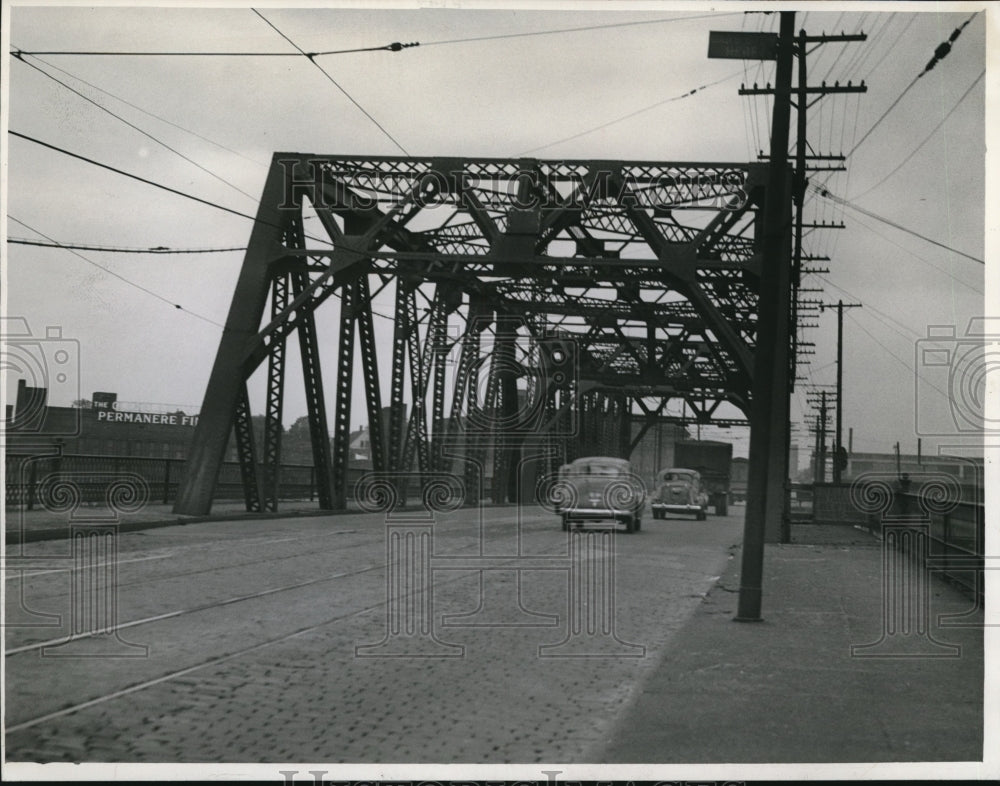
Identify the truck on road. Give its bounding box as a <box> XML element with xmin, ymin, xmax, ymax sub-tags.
<box><xmin>673</xmin><ymin>440</ymin><xmax>733</xmax><ymax>516</ymax></box>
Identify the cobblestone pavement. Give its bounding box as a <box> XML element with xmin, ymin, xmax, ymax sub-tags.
<box><xmin>4</xmin><ymin>503</ymin><xmax>744</xmax><ymax>762</ymax></box>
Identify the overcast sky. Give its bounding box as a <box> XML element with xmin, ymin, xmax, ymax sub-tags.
<box><xmin>2</xmin><ymin>1</ymin><xmax>992</xmax><ymax>464</ymax></box>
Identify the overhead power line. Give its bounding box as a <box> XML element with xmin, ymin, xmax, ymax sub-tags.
<box><xmin>12</xmin><ymin>51</ymin><xmax>259</xmax><ymax>202</ymax></box>
<box><xmin>8</xmin><ymin>134</ymin><xmax>412</xmax><ymax>325</ymax></box>
<box><xmin>12</xmin><ymin>42</ymin><xmax>419</xmax><ymax>57</ymax></box>
<box><xmin>840</xmin><ymin>210</ymin><xmax>982</xmax><ymax>295</ymax></box>
<box><xmin>845</xmin><ymin>311</ymin><xmax>951</xmax><ymax>403</ymax></box>
<box><xmin>252</xmin><ymin>9</ymin><xmax>409</xmax><ymax>156</ymax></box>
<box><xmin>10</xmin><ymin>129</ymin><xmax>261</xmax><ymax>224</ymax></box>
<box><xmin>8</xmin><ymin>217</ymin><xmax>225</xmax><ymax>328</ymax></box>
<box><xmin>845</xmin><ymin>12</ymin><xmax>979</xmax><ymax>159</ymax></box>
<box><xmin>8</xmin><ymin>238</ymin><xmax>246</xmax><ymax>254</ymax></box>
<box><xmin>9</xmin><ymin>130</ymin><xmax>329</xmax><ymax>247</ymax></box>
<box><xmin>417</xmin><ymin>10</ymin><xmax>742</xmax><ymax>47</ymax></box>
<box><xmin>851</xmin><ymin>68</ymin><xmax>984</xmax><ymax>200</ymax></box>
<box><xmin>18</xmin><ymin>54</ymin><xmax>268</xmax><ymax>169</ymax></box>
<box><xmin>811</xmin><ymin>184</ymin><xmax>984</xmax><ymax>265</ymax></box>
<box><xmin>518</xmin><ymin>68</ymin><xmax>744</xmax><ymax>157</ymax></box>
<box><xmin>10</xmin><ymin>13</ymin><xmax>741</xmax><ymax>56</ymax></box>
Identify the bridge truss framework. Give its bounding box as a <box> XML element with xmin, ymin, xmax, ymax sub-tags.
<box><xmin>173</xmin><ymin>154</ymin><xmax>788</xmax><ymax>516</ymax></box>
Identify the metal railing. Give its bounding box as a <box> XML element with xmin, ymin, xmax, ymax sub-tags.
<box><xmin>804</xmin><ymin>478</ymin><xmax>985</xmax><ymax>606</ymax></box>
<box><xmin>5</xmin><ymin>452</ymin><xmax>334</xmax><ymax>509</ymax></box>
<box><xmin>892</xmin><ymin>491</ymin><xmax>985</xmax><ymax>604</ymax></box>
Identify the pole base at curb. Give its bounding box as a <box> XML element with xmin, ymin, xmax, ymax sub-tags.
<box><xmin>733</xmin><ymin>615</ymin><xmax>764</xmax><ymax>623</ymax></box>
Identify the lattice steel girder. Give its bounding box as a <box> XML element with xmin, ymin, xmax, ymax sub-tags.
<box><xmin>176</xmin><ymin>153</ymin><xmax>785</xmax><ymax>515</ymax></box>
<box><xmin>174</xmin><ymin>161</ymin><xmax>293</xmax><ymax>515</ymax></box>
<box><xmin>330</xmin><ymin>277</ymin><xmax>357</xmax><ymax>510</ymax></box>
<box><xmin>290</xmin><ymin>269</ymin><xmax>335</xmax><ymax>509</ymax></box>
<box><xmin>233</xmin><ymin>383</ymin><xmax>262</xmax><ymax>513</ymax></box>
<box><xmin>262</xmin><ymin>272</ymin><xmax>289</xmax><ymax>512</ymax></box>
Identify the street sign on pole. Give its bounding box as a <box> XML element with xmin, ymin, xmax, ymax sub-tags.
<box><xmin>708</xmin><ymin>31</ymin><xmax>779</xmax><ymax>60</ymax></box>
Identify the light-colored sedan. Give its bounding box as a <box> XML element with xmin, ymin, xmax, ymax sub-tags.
<box><xmin>555</xmin><ymin>456</ymin><xmax>645</xmax><ymax>533</ymax></box>
<box><xmin>651</xmin><ymin>468</ymin><xmax>710</xmax><ymax>521</ymax></box>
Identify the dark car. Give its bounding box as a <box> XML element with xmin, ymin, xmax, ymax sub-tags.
<box><xmin>556</xmin><ymin>456</ymin><xmax>645</xmax><ymax>533</ymax></box>
<box><xmin>651</xmin><ymin>468</ymin><xmax>709</xmax><ymax>520</ymax></box>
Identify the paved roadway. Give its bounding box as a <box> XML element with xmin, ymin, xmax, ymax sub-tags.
<box><xmin>5</xmin><ymin>503</ymin><xmax>744</xmax><ymax>762</ymax></box>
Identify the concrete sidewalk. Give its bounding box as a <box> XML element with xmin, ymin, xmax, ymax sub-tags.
<box><xmin>597</xmin><ymin>523</ymin><xmax>985</xmax><ymax>764</ymax></box>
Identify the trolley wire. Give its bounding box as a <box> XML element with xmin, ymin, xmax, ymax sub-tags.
<box><xmin>811</xmin><ymin>183</ymin><xmax>983</xmax><ymax>265</ymax></box>
<box><xmin>856</xmin><ymin>14</ymin><xmax>917</xmax><ymax>82</ymax></box>
<box><xmin>13</xmin><ymin>11</ymin><xmax>742</xmax><ymax>57</ymax></box>
<box><xmin>517</xmin><ymin>68</ymin><xmax>745</xmax><ymax>156</ymax></box>
<box><xmin>8</xmin><ymin>217</ymin><xmax>226</xmax><ymax>328</ymax></box>
<box><xmin>12</xmin><ymin>42</ymin><xmax>419</xmax><ymax>58</ymax></box>
<box><xmin>407</xmin><ymin>11</ymin><xmax>743</xmax><ymax>48</ymax></box>
<box><xmin>845</xmin><ymin>311</ymin><xmax>950</xmax><ymax>403</ymax></box>
<box><xmin>7</xmin><ymin>238</ymin><xmax>246</xmax><ymax>254</ymax></box>
<box><xmin>11</xmin><ymin>130</ymin><xmax>261</xmax><ymax>225</ymax></box>
<box><xmin>844</xmin><ymin>12</ymin><xmax>978</xmax><ymax>159</ymax></box>
<box><xmin>12</xmin><ymin>52</ymin><xmax>259</xmax><ymax>202</ymax></box>
<box><xmin>851</xmin><ymin>69</ymin><xmax>984</xmax><ymax>200</ymax></box>
<box><xmin>252</xmin><ymin>8</ymin><xmax>409</xmax><ymax>156</ymax></box>
<box><xmin>8</xmin><ymin>130</ymin><xmax>420</xmax><ymax>325</ymax></box>
<box><xmin>835</xmin><ymin>211</ymin><xmax>982</xmax><ymax>295</ymax></box>
<box><xmin>15</xmin><ymin>52</ymin><xmax>268</xmax><ymax>168</ymax></box>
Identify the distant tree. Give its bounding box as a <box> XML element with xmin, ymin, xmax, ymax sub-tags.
<box><xmin>286</xmin><ymin>416</ymin><xmax>311</xmax><ymax>440</ymax></box>
<box><xmin>283</xmin><ymin>416</ymin><xmax>316</xmax><ymax>464</ymax></box>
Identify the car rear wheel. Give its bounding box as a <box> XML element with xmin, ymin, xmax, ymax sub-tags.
<box><xmin>696</xmin><ymin>509</ymin><xmax>707</xmax><ymax>521</ymax></box>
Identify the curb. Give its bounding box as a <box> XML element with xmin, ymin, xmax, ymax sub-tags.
<box><xmin>5</xmin><ymin>501</ymin><xmax>521</xmax><ymax>545</ymax></box>
<box><xmin>4</xmin><ymin>506</ymin><xmax>351</xmax><ymax>546</ymax></box>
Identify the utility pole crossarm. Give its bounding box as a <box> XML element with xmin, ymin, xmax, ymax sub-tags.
<box><xmin>740</xmin><ymin>84</ymin><xmax>867</xmax><ymax>96</ymax></box>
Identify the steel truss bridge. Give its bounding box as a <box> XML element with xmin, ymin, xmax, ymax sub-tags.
<box><xmin>174</xmin><ymin>154</ymin><xmax>782</xmax><ymax>516</ymax></box>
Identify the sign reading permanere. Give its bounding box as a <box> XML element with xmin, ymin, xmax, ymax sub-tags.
<box><xmin>96</xmin><ymin>410</ymin><xmax>199</xmax><ymax>427</ymax></box>
<box><xmin>708</xmin><ymin>31</ymin><xmax>779</xmax><ymax>60</ymax></box>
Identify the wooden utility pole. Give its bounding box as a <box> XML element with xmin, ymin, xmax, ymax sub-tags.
<box><xmin>734</xmin><ymin>10</ymin><xmax>795</xmax><ymax>622</ymax></box>
<box><xmin>820</xmin><ymin>299</ymin><xmax>862</xmax><ymax>483</ymax></box>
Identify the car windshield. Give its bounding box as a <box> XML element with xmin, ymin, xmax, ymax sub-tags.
<box><xmin>662</xmin><ymin>472</ymin><xmax>694</xmax><ymax>482</ymax></box>
<box><xmin>567</xmin><ymin>462</ymin><xmax>625</xmax><ymax>477</ymax></box>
